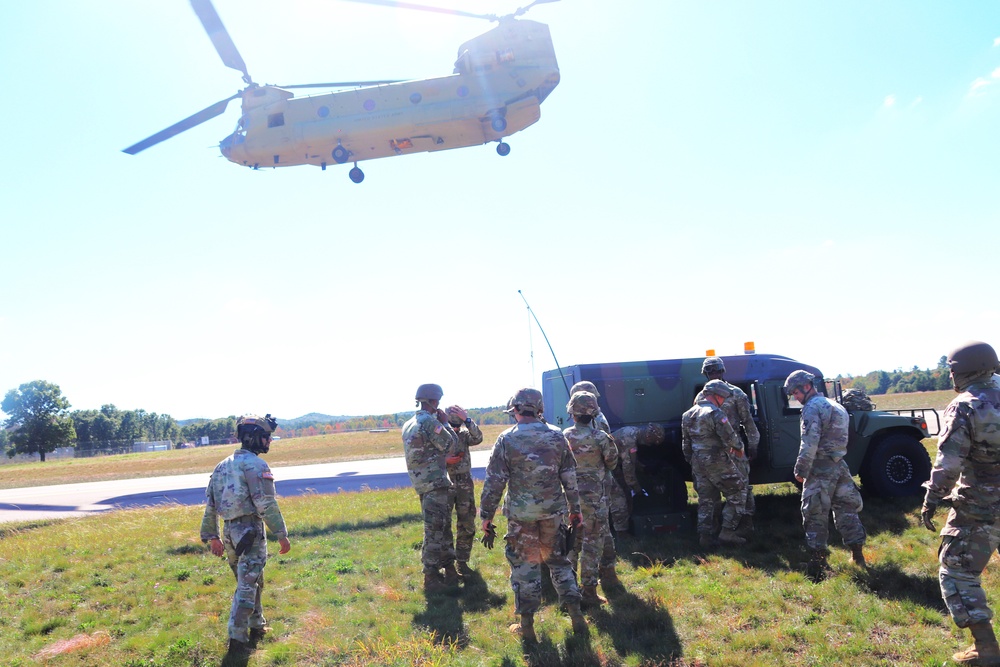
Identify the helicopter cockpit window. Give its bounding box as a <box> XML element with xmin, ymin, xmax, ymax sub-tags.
<box><xmin>267</xmin><ymin>113</ymin><xmax>285</xmax><ymax>128</ymax></box>
<box><xmin>454</xmin><ymin>50</ymin><xmax>470</xmax><ymax>75</ymax></box>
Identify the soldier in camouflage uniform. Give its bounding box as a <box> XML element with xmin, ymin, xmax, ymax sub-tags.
<box><xmin>563</xmin><ymin>391</ymin><xmax>619</xmax><ymax>607</ymax></box>
<box><xmin>607</xmin><ymin>423</ymin><xmax>663</xmax><ymax>538</ymax></box>
<box><xmin>571</xmin><ymin>381</ymin><xmax>611</xmax><ymax>434</ymax></box>
<box><xmin>921</xmin><ymin>341</ymin><xmax>1000</xmax><ymax>666</ymax></box>
<box><xmin>445</xmin><ymin>404</ymin><xmax>483</xmax><ymax>575</ymax></box>
<box><xmin>480</xmin><ymin>387</ymin><xmax>588</xmax><ymax>642</ymax></box>
<box><xmin>697</xmin><ymin>357</ymin><xmax>761</xmax><ymax>538</ymax></box>
<box><xmin>682</xmin><ymin>380</ymin><xmax>747</xmax><ymax>548</ymax></box>
<box><xmin>785</xmin><ymin>370</ymin><xmax>867</xmax><ymax>581</ymax></box>
<box><xmin>201</xmin><ymin>414</ymin><xmax>291</xmax><ymax>658</ymax></box>
<box><xmin>402</xmin><ymin>383</ymin><xmax>460</xmax><ymax>593</ymax></box>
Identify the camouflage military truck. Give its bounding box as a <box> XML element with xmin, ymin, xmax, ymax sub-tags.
<box><xmin>542</xmin><ymin>352</ymin><xmax>935</xmax><ymax>532</ymax></box>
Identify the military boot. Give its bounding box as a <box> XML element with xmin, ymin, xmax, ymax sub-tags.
<box><xmin>443</xmin><ymin>563</ymin><xmax>460</xmax><ymax>587</ymax></box>
<box><xmin>736</xmin><ymin>514</ymin><xmax>754</xmax><ymax>540</ymax></box>
<box><xmin>508</xmin><ymin>613</ymin><xmax>536</xmax><ymax>644</ymax></box>
<box><xmin>581</xmin><ymin>585</ymin><xmax>607</xmax><ymax>608</ymax></box>
<box><xmin>424</xmin><ymin>569</ymin><xmax>445</xmax><ymax>593</ymax></box>
<box><xmin>953</xmin><ymin>621</ymin><xmax>1000</xmax><ymax>665</ymax></box>
<box><xmin>807</xmin><ymin>549</ymin><xmax>831</xmax><ymax>583</ymax></box>
<box><xmin>699</xmin><ymin>533</ymin><xmax>719</xmax><ymax>549</ymax></box>
<box><xmin>566</xmin><ymin>603</ymin><xmax>589</xmax><ymax>634</ymax></box>
<box><xmin>849</xmin><ymin>544</ymin><xmax>868</xmax><ymax>568</ymax></box>
<box><xmin>718</xmin><ymin>528</ymin><xmax>747</xmax><ymax>546</ymax></box>
<box><xmin>457</xmin><ymin>561</ymin><xmax>474</xmax><ymax>576</ymax></box>
<box><xmin>599</xmin><ymin>565</ymin><xmax>622</xmax><ymax>590</ymax></box>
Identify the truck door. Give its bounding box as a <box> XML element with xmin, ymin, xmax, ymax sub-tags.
<box><xmin>759</xmin><ymin>381</ymin><xmax>802</xmax><ymax>469</ymax></box>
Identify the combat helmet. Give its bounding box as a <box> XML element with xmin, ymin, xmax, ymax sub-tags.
<box><xmin>415</xmin><ymin>384</ymin><xmax>444</xmax><ymax>402</ymax></box>
<box><xmin>702</xmin><ymin>379</ymin><xmax>733</xmax><ymax>398</ymax></box>
<box><xmin>783</xmin><ymin>370</ymin><xmax>815</xmax><ymax>396</ymax></box>
<box><xmin>570</xmin><ymin>381</ymin><xmax>600</xmax><ymax>398</ymax></box>
<box><xmin>237</xmin><ymin>414</ymin><xmax>278</xmax><ymax>454</ymax></box>
<box><xmin>445</xmin><ymin>405</ymin><xmax>465</xmax><ymax>427</ymax></box>
<box><xmin>701</xmin><ymin>357</ymin><xmax>726</xmax><ymax>375</ymax></box>
<box><xmin>566</xmin><ymin>391</ymin><xmax>600</xmax><ymax>416</ymax></box>
<box><xmin>946</xmin><ymin>341</ymin><xmax>999</xmax><ymax>374</ymax></box>
<box><xmin>506</xmin><ymin>387</ymin><xmax>544</xmax><ymax>417</ymax></box>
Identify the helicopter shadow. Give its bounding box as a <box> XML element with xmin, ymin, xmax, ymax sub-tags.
<box><xmin>588</xmin><ymin>586</ymin><xmax>682</xmax><ymax>664</ymax></box>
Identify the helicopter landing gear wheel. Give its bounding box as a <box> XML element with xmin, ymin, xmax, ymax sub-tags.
<box><xmin>490</xmin><ymin>116</ymin><xmax>507</xmax><ymax>133</ymax></box>
<box><xmin>349</xmin><ymin>165</ymin><xmax>365</xmax><ymax>183</ymax></box>
<box><xmin>496</xmin><ymin>141</ymin><xmax>511</xmax><ymax>157</ymax></box>
<box><xmin>332</xmin><ymin>145</ymin><xmax>350</xmax><ymax>164</ymax></box>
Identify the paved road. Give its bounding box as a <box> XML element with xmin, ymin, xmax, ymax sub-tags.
<box><xmin>0</xmin><ymin>449</ymin><xmax>493</xmax><ymax>524</ymax></box>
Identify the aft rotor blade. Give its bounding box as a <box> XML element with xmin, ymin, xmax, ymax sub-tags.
<box><xmin>190</xmin><ymin>0</ymin><xmax>252</xmax><ymax>84</ymax></box>
<box><xmin>514</xmin><ymin>0</ymin><xmax>560</xmax><ymax>16</ymax></box>
<box><xmin>122</xmin><ymin>94</ymin><xmax>239</xmax><ymax>155</ymax></box>
<box><xmin>338</xmin><ymin>0</ymin><xmax>496</xmax><ymax>22</ymax></box>
<box><xmin>279</xmin><ymin>80</ymin><xmax>404</xmax><ymax>89</ymax></box>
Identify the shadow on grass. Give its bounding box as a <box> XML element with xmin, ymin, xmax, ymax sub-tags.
<box><xmin>523</xmin><ymin>629</ymin><xmax>603</xmax><ymax>667</ymax></box>
<box><xmin>413</xmin><ymin>585</ymin><xmax>471</xmax><ymax>649</ymax></box>
<box><xmin>624</xmin><ymin>489</ymin><xmax>942</xmax><ymax>607</ymax></box>
<box><xmin>852</xmin><ymin>561</ymin><xmax>946</xmax><ymax>612</ymax></box>
<box><xmin>590</xmin><ymin>585</ymin><xmax>682</xmax><ymax>664</ymax></box>
<box><xmin>0</xmin><ymin>519</ymin><xmax>61</xmax><ymax>540</ymax></box>
<box><xmin>291</xmin><ymin>512</ymin><xmax>422</xmax><ymax>538</ymax></box>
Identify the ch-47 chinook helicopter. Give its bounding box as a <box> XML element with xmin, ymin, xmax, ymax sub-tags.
<box><xmin>123</xmin><ymin>0</ymin><xmax>561</xmax><ymax>183</ymax></box>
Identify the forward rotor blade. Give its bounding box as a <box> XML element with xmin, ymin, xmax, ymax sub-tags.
<box><xmin>279</xmin><ymin>80</ymin><xmax>404</xmax><ymax>89</ymax></box>
<box><xmin>122</xmin><ymin>94</ymin><xmax>240</xmax><ymax>155</ymax></box>
<box><xmin>190</xmin><ymin>0</ymin><xmax>252</xmax><ymax>84</ymax></box>
<box><xmin>338</xmin><ymin>0</ymin><xmax>496</xmax><ymax>22</ymax></box>
<box><xmin>514</xmin><ymin>0</ymin><xmax>560</xmax><ymax>17</ymax></box>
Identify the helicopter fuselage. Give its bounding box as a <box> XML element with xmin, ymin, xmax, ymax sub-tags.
<box><xmin>220</xmin><ymin>19</ymin><xmax>559</xmax><ymax>169</ymax></box>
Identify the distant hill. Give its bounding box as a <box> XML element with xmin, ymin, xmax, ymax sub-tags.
<box><xmin>177</xmin><ymin>413</ymin><xmax>348</xmax><ymax>429</ymax></box>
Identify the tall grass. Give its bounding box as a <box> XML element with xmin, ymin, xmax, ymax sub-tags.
<box><xmin>0</xmin><ymin>479</ymin><xmax>981</xmax><ymax>666</ymax></box>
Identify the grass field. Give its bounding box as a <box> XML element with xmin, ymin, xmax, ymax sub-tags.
<box><xmin>0</xmin><ymin>479</ymin><xmax>979</xmax><ymax>666</ymax></box>
<box><xmin>0</xmin><ymin>391</ymin><xmax>981</xmax><ymax>666</ymax></box>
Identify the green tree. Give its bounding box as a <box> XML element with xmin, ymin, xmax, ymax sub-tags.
<box><xmin>1</xmin><ymin>380</ymin><xmax>76</xmax><ymax>462</ymax></box>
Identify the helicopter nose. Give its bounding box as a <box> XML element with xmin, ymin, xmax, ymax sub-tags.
<box><xmin>219</xmin><ymin>134</ymin><xmax>234</xmax><ymax>158</ymax></box>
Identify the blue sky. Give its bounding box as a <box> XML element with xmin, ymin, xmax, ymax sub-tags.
<box><xmin>1</xmin><ymin>1</ymin><xmax>998</xmax><ymax>420</ymax></box>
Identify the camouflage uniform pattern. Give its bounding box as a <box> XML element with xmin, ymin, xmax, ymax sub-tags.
<box><xmin>796</xmin><ymin>394</ymin><xmax>866</xmax><ymax>551</ymax></box>
<box><xmin>564</xmin><ymin>422</ymin><xmax>618</xmax><ymax>587</ymax></box>
<box><xmin>682</xmin><ymin>400</ymin><xmax>746</xmax><ymax>534</ymax></box>
<box><xmin>447</xmin><ymin>419</ymin><xmax>483</xmax><ymax>563</ymax></box>
<box><xmin>402</xmin><ymin>410</ymin><xmax>460</xmax><ymax>571</ymax></box>
<box><xmin>923</xmin><ymin>377</ymin><xmax>1000</xmax><ymax>627</ymax></box>
<box><xmin>480</xmin><ymin>422</ymin><xmax>582</xmax><ymax>613</ymax></box>
<box><xmin>200</xmin><ymin>449</ymin><xmax>288</xmax><ymax>642</ymax></box>
<box><xmin>841</xmin><ymin>387</ymin><xmax>876</xmax><ymax>411</ymax></box>
<box><xmin>608</xmin><ymin>426</ymin><xmax>643</xmax><ymax>532</ymax></box>
<box><xmin>695</xmin><ymin>384</ymin><xmax>761</xmax><ymax>517</ymax></box>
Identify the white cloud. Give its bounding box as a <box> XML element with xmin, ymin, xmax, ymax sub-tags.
<box><xmin>883</xmin><ymin>94</ymin><xmax>896</xmax><ymax>108</ymax></box>
<box><xmin>994</xmin><ymin>37</ymin><xmax>1000</xmax><ymax>47</ymax></box>
<box><xmin>970</xmin><ymin>77</ymin><xmax>991</xmax><ymax>94</ymax></box>
<box><xmin>910</xmin><ymin>96</ymin><xmax>923</xmax><ymax>108</ymax></box>
<box><xmin>993</xmin><ymin>67</ymin><xmax>1000</xmax><ymax>79</ymax></box>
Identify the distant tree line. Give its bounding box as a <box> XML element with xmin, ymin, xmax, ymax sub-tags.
<box><xmin>273</xmin><ymin>406</ymin><xmax>510</xmax><ymax>438</ymax></box>
<box><xmin>1</xmin><ymin>378</ymin><xmax>513</xmax><ymax>462</ymax></box>
<box><xmin>839</xmin><ymin>357</ymin><xmax>952</xmax><ymax>395</ymax></box>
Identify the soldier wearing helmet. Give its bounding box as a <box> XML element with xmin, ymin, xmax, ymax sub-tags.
<box><xmin>445</xmin><ymin>404</ymin><xmax>483</xmax><ymax>576</ymax></box>
<box><xmin>481</xmin><ymin>387</ymin><xmax>589</xmax><ymax>641</ymax></box>
<box><xmin>784</xmin><ymin>370</ymin><xmax>867</xmax><ymax>581</ymax></box>
<box><xmin>571</xmin><ymin>380</ymin><xmax>611</xmax><ymax>434</ymax></box>
<box><xmin>562</xmin><ymin>391</ymin><xmax>620</xmax><ymax>608</ymax></box>
<box><xmin>921</xmin><ymin>341</ymin><xmax>1000</xmax><ymax>665</ymax></box>
<box><xmin>696</xmin><ymin>357</ymin><xmax>761</xmax><ymax>540</ymax></box>
<box><xmin>200</xmin><ymin>413</ymin><xmax>290</xmax><ymax>657</ymax></box>
<box><xmin>402</xmin><ymin>384</ymin><xmax>461</xmax><ymax>592</ymax></box>
<box><xmin>682</xmin><ymin>379</ymin><xmax>748</xmax><ymax>548</ymax></box>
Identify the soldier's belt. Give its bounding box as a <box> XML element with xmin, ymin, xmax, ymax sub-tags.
<box><xmin>225</xmin><ymin>514</ymin><xmax>261</xmax><ymax>524</ymax></box>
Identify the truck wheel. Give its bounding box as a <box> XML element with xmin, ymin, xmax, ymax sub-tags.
<box><xmin>860</xmin><ymin>434</ymin><xmax>931</xmax><ymax>497</ymax></box>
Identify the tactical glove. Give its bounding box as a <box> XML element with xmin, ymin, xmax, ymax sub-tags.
<box><xmin>921</xmin><ymin>502</ymin><xmax>938</xmax><ymax>532</ymax></box>
<box><xmin>480</xmin><ymin>523</ymin><xmax>497</xmax><ymax>550</ymax></box>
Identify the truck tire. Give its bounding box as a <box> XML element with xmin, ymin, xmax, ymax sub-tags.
<box><xmin>860</xmin><ymin>433</ymin><xmax>931</xmax><ymax>497</ymax></box>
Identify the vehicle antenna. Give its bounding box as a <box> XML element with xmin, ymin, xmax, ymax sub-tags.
<box><xmin>517</xmin><ymin>290</ymin><xmax>570</xmax><ymax>396</ymax></box>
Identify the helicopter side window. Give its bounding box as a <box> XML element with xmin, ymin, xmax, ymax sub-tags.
<box><xmin>267</xmin><ymin>113</ymin><xmax>285</xmax><ymax>128</ymax></box>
